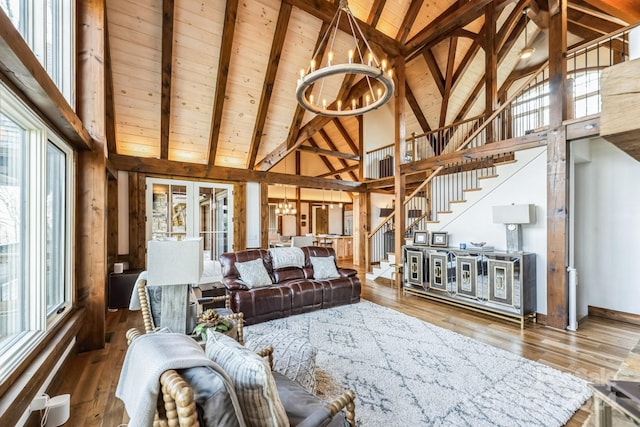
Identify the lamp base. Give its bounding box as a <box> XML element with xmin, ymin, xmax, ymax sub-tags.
<box><xmin>505</xmin><ymin>224</ymin><xmax>523</xmax><ymax>252</ymax></box>
<box><xmin>160</xmin><ymin>283</ymin><xmax>190</xmax><ymax>334</ymax></box>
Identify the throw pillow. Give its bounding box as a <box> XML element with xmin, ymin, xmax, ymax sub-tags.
<box><xmin>309</xmin><ymin>256</ymin><xmax>340</xmax><ymax>280</ymax></box>
<box><xmin>235</xmin><ymin>258</ymin><xmax>272</xmax><ymax>289</ymax></box>
<box><xmin>269</xmin><ymin>247</ymin><xmax>305</xmax><ymax>269</ymax></box>
<box><xmin>205</xmin><ymin>331</ymin><xmax>289</xmax><ymax>427</ymax></box>
<box><xmin>245</xmin><ymin>332</ymin><xmax>317</xmax><ymax>393</ymax></box>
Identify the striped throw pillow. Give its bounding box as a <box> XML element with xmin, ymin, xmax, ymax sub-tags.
<box><xmin>205</xmin><ymin>331</ymin><xmax>289</xmax><ymax>427</ymax></box>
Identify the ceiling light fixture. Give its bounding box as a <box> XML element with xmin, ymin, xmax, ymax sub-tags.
<box><xmin>295</xmin><ymin>0</ymin><xmax>395</xmax><ymax>117</ymax></box>
<box><xmin>519</xmin><ymin>8</ymin><xmax>535</xmax><ymax>60</ymax></box>
<box><xmin>275</xmin><ymin>185</ymin><xmax>297</xmax><ymax>216</ymax></box>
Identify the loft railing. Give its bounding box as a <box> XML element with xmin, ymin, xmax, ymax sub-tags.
<box><xmin>566</xmin><ymin>22</ymin><xmax>639</xmax><ymax>119</ymax></box>
<box><xmin>405</xmin><ymin>115</ymin><xmax>485</xmax><ymax>163</ymax></box>
<box><xmin>365</xmin><ymin>144</ymin><xmax>394</xmax><ymax>180</ymax></box>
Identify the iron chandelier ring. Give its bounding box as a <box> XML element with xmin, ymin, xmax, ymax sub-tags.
<box><xmin>295</xmin><ymin>63</ymin><xmax>395</xmax><ymax>117</ymax></box>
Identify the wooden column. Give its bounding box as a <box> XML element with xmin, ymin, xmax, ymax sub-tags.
<box><xmin>128</xmin><ymin>172</ymin><xmax>146</xmax><ymax>270</ymax></box>
<box><xmin>394</xmin><ymin>56</ymin><xmax>406</xmax><ymax>287</ymax></box>
<box><xmin>107</xmin><ymin>176</ymin><xmax>118</xmax><ymax>272</ymax></box>
<box><xmin>357</xmin><ymin>192</ymin><xmax>369</xmax><ymax>268</ymax></box>
<box><xmin>76</xmin><ymin>0</ymin><xmax>106</xmax><ymax>352</ymax></box>
<box><xmin>546</xmin><ymin>0</ymin><xmax>568</xmax><ymax>329</ymax></box>
<box><xmin>234</xmin><ymin>182</ymin><xmax>246</xmax><ymax>251</ymax></box>
<box><xmin>260</xmin><ymin>183</ymin><xmax>269</xmax><ymax>248</ymax></box>
<box><xmin>484</xmin><ymin>3</ymin><xmax>497</xmax><ymax>143</ymax></box>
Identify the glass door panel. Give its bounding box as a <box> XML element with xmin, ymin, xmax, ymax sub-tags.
<box><xmin>150</xmin><ymin>182</ymin><xmax>188</xmax><ymax>240</ymax></box>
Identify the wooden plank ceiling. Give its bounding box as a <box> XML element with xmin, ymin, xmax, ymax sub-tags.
<box><xmin>105</xmin><ymin>0</ymin><xmax>636</xmax><ymax>182</ymax></box>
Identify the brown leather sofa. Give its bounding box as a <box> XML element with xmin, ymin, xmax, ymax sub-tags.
<box><xmin>219</xmin><ymin>246</ymin><xmax>361</xmax><ymax>325</ymax></box>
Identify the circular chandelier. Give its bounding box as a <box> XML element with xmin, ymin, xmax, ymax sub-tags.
<box><xmin>295</xmin><ymin>0</ymin><xmax>395</xmax><ymax>117</ymax></box>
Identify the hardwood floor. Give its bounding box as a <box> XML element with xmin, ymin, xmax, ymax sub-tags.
<box><xmin>46</xmin><ymin>274</ymin><xmax>640</xmax><ymax>426</ymax></box>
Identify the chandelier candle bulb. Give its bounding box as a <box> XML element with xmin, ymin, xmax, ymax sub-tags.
<box><xmin>366</xmin><ymin>94</ymin><xmax>370</xmax><ymax>106</ymax></box>
<box><xmin>348</xmin><ymin>49</ymin><xmax>353</xmax><ymax>63</ymax></box>
<box><xmin>381</xmin><ymin>59</ymin><xmax>387</xmax><ymax>71</ymax></box>
<box><xmin>368</xmin><ymin>52</ymin><xmax>373</xmax><ymax>66</ymax></box>
<box><xmin>299</xmin><ymin>69</ymin><xmax>304</xmax><ymax>79</ymax></box>
<box><xmin>322</xmin><ymin>99</ymin><xmax>327</xmax><ymax>109</ymax></box>
<box><xmin>337</xmin><ymin>100</ymin><xmax>342</xmax><ymax>111</ymax></box>
<box><xmin>309</xmin><ymin>94</ymin><xmax>314</xmax><ymax>105</ymax></box>
<box><xmin>377</xmin><ymin>88</ymin><xmax>382</xmax><ymax>100</ymax></box>
<box><xmin>352</xmin><ymin>99</ymin><xmax>356</xmax><ymax>110</ymax></box>
<box><xmin>328</xmin><ymin>51</ymin><xmax>333</xmax><ymax>66</ymax></box>
<box><xmin>310</xmin><ymin>59</ymin><xmax>316</xmax><ymax>72</ymax></box>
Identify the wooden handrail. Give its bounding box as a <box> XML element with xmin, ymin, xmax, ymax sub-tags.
<box><xmin>407</xmin><ymin>114</ymin><xmax>484</xmax><ymax>141</ymax></box>
<box><xmin>368</xmin><ymin>212</ymin><xmax>395</xmax><ymax>239</ymax></box>
<box><xmin>566</xmin><ymin>22</ymin><xmax>640</xmax><ymax>56</ymax></box>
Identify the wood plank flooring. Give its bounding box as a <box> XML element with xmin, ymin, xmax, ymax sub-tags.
<box><xmin>45</xmin><ymin>273</ymin><xmax>640</xmax><ymax>426</ymax></box>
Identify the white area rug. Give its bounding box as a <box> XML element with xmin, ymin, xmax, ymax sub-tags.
<box><xmin>244</xmin><ymin>300</ymin><xmax>591</xmax><ymax>427</ymax></box>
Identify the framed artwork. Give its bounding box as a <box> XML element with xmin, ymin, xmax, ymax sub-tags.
<box><xmin>430</xmin><ymin>231</ymin><xmax>448</xmax><ymax>247</ymax></box>
<box><xmin>301</xmin><ymin>221</ymin><xmax>307</xmax><ymax>227</ymax></box>
<box><xmin>301</xmin><ymin>214</ymin><xmax>307</xmax><ymax>220</ymax></box>
<box><xmin>413</xmin><ymin>231</ymin><xmax>428</xmax><ymax>245</ymax></box>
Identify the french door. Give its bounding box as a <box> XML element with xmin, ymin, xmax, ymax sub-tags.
<box><xmin>146</xmin><ymin>178</ymin><xmax>234</xmax><ymax>261</ymax></box>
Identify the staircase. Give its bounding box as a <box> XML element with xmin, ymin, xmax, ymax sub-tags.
<box><xmin>366</xmin><ymin>252</ymin><xmax>398</xmax><ymax>281</ymax></box>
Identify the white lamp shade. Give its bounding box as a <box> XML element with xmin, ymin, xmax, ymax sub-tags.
<box><xmin>147</xmin><ymin>238</ymin><xmax>203</xmax><ymax>285</ymax></box>
<box><xmin>492</xmin><ymin>204</ymin><xmax>536</xmax><ymax>224</ymax></box>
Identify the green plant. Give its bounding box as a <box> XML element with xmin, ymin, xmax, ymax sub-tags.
<box><xmin>192</xmin><ymin>309</ymin><xmax>231</xmax><ymax>341</ymax></box>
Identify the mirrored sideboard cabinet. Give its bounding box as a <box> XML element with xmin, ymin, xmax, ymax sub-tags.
<box><xmin>402</xmin><ymin>245</ymin><xmax>536</xmax><ymax>328</ymax></box>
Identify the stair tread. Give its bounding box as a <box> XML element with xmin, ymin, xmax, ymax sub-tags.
<box><xmin>478</xmin><ymin>174</ymin><xmax>498</xmax><ymax>180</ymax></box>
<box><xmin>437</xmin><ymin>210</ymin><xmax>453</xmax><ymax>214</ymax></box>
<box><xmin>426</xmin><ymin>220</ymin><xmax>440</xmax><ymax>223</ymax></box>
<box><xmin>449</xmin><ymin>200</ymin><xmax>466</xmax><ymax>204</ymax></box>
<box><xmin>494</xmin><ymin>159</ymin><xmax>517</xmax><ymax>166</ymax></box>
<box><xmin>463</xmin><ymin>187</ymin><xmax>482</xmax><ymax>192</ymax></box>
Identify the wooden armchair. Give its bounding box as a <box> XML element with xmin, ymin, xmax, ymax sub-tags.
<box><xmin>136</xmin><ymin>277</ymin><xmax>245</xmax><ymax>344</ymax></box>
<box><xmin>125</xmin><ymin>328</ymin><xmax>356</xmax><ymax>427</ymax></box>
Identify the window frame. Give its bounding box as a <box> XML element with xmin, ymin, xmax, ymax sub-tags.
<box><xmin>0</xmin><ymin>80</ymin><xmax>75</xmax><ymax>383</ymax></box>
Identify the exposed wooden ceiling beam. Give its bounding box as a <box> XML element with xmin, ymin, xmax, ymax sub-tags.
<box><xmin>497</xmin><ymin>0</ymin><xmax>531</xmax><ymax>52</ymax></box>
<box><xmin>439</xmin><ymin>37</ymin><xmax>458</xmax><ymax>127</ymax></box>
<box><xmin>318</xmin><ymin>128</ymin><xmax>359</xmax><ymax>181</ymax></box>
<box><xmin>396</xmin><ymin>0</ymin><xmax>424</xmax><ymax>43</ymax></box>
<box><xmin>579</xmin><ymin>0</ymin><xmax>638</xmax><ymax>24</ymax></box>
<box><xmin>451</xmin><ymin>34</ymin><xmax>482</xmax><ymax>94</ymax></box>
<box><xmin>404</xmin><ymin>0</ymin><xmax>493</xmax><ymax>56</ymax></box>
<box><xmin>498</xmin><ymin>17</ymin><xmax>526</xmax><ymax>62</ymax></box>
<box><xmin>256</xmin><ymin>76</ymin><xmax>372</xmax><ymax>171</ymax></box>
<box><xmin>297</xmin><ymin>144</ymin><xmax>361</xmax><ymax>161</ymax></box>
<box><xmin>247</xmin><ymin>3</ymin><xmax>292</xmax><ymax>169</ymax></box>
<box><xmin>104</xmin><ymin>6</ymin><xmax>117</xmax><ymax>156</ymax></box>
<box><xmin>284</xmin><ymin>0</ymin><xmax>403</xmax><ymax>57</ymax></box>
<box><xmin>317</xmin><ymin>163</ymin><xmax>359</xmax><ymax>178</ymax></box>
<box><xmin>207</xmin><ymin>0</ymin><xmax>238</xmax><ymax>167</ymax></box>
<box><xmin>110</xmin><ymin>153</ymin><xmax>364</xmax><ymax>191</ymax></box>
<box><xmin>498</xmin><ymin>63</ymin><xmax>541</xmax><ymax>100</ymax></box>
<box><xmin>285</xmin><ymin>22</ymin><xmax>331</xmax><ymax>150</ymax></box>
<box><xmin>0</xmin><ymin>7</ymin><xmax>92</xmax><ymax>151</ymax></box>
<box><xmin>455</xmin><ymin>77</ymin><xmax>484</xmax><ymax>122</ymax></box>
<box><xmin>160</xmin><ymin>0</ymin><xmax>174</xmax><ymax>160</ymax></box>
<box><xmin>308</xmin><ymin>137</ymin><xmax>342</xmax><ymax>180</ymax></box>
<box><xmin>405</xmin><ymin>82</ymin><xmax>431</xmax><ymax>134</ymax></box>
<box><xmin>332</xmin><ymin>118</ymin><xmax>359</xmax><ymax>155</ymax></box>
<box><xmin>368</xmin><ymin>0</ymin><xmax>387</xmax><ymax>28</ymax></box>
<box><xmin>422</xmin><ymin>48</ymin><xmax>445</xmax><ymax>96</ymax></box>
<box><xmin>567</xmin><ymin>7</ymin><xmax>622</xmax><ymax>35</ymax></box>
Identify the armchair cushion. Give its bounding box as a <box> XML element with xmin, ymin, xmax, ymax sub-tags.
<box><xmin>205</xmin><ymin>331</ymin><xmax>289</xmax><ymax>427</ymax></box>
<box><xmin>235</xmin><ymin>258</ymin><xmax>273</xmax><ymax>289</ymax></box>
<box><xmin>179</xmin><ymin>366</ymin><xmax>241</xmax><ymax>427</ymax></box>
<box><xmin>309</xmin><ymin>256</ymin><xmax>340</xmax><ymax>280</ymax></box>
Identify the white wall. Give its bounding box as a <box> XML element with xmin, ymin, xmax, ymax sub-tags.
<box><xmin>328</xmin><ymin>206</ymin><xmax>343</xmax><ymax>235</ymax></box>
<box><xmin>245</xmin><ymin>182</ymin><xmax>261</xmax><ymax>248</ymax></box>
<box><xmin>433</xmin><ymin>147</ymin><xmax>549</xmax><ymax>313</ymax></box>
<box><xmin>363</xmin><ymin>102</ymin><xmax>394</xmax><ymax>152</ymax></box>
<box><xmin>574</xmin><ymin>138</ymin><xmax>640</xmax><ymax>315</ymax></box>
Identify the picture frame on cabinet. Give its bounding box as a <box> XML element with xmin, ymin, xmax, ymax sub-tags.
<box><xmin>430</xmin><ymin>231</ymin><xmax>448</xmax><ymax>247</ymax></box>
<box><xmin>413</xmin><ymin>231</ymin><xmax>428</xmax><ymax>245</ymax></box>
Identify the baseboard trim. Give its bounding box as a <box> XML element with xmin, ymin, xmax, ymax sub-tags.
<box><xmin>589</xmin><ymin>305</ymin><xmax>640</xmax><ymax>326</ymax></box>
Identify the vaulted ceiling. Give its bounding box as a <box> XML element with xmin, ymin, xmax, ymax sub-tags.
<box><xmin>105</xmin><ymin>0</ymin><xmax>638</xmax><ymax>181</ymax></box>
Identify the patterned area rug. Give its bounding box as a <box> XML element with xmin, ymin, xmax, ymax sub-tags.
<box><xmin>244</xmin><ymin>300</ymin><xmax>591</xmax><ymax>427</ymax></box>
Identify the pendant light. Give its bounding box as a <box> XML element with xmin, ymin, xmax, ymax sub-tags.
<box><xmin>519</xmin><ymin>8</ymin><xmax>535</xmax><ymax>60</ymax></box>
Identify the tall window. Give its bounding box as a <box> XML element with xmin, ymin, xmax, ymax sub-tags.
<box><xmin>0</xmin><ymin>0</ymin><xmax>74</xmax><ymax>107</ymax></box>
<box><xmin>0</xmin><ymin>82</ymin><xmax>74</xmax><ymax>382</ymax></box>
<box><xmin>510</xmin><ymin>80</ymin><xmax>550</xmax><ymax>138</ymax></box>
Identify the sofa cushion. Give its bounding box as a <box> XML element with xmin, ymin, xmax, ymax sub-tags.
<box><xmin>273</xmin><ymin>267</ymin><xmax>305</xmax><ymax>284</ymax></box>
<box><xmin>269</xmin><ymin>247</ymin><xmax>305</xmax><ymax>269</ymax></box>
<box><xmin>309</xmin><ymin>256</ymin><xmax>340</xmax><ymax>280</ymax></box>
<box><xmin>235</xmin><ymin>258</ymin><xmax>273</xmax><ymax>288</ymax></box>
<box><xmin>205</xmin><ymin>331</ymin><xmax>289</xmax><ymax>427</ymax></box>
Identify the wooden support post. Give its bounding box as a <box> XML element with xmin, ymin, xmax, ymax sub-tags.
<box><xmin>260</xmin><ymin>183</ymin><xmax>269</xmax><ymax>249</ymax></box>
<box><xmin>394</xmin><ymin>56</ymin><xmax>406</xmax><ymax>288</ymax></box>
<box><xmin>76</xmin><ymin>0</ymin><xmax>106</xmax><ymax>352</ymax></box>
<box><xmin>485</xmin><ymin>4</ymin><xmax>497</xmax><ymax>144</ymax></box>
<box><xmin>546</xmin><ymin>0</ymin><xmax>569</xmax><ymax>330</ymax></box>
<box><xmin>357</xmin><ymin>192</ymin><xmax>369</xmax><ymax>268</ymax></box>
<box><xmin>234</xmin><ymin>182</ymin><xmax>246</xmax><ymax>251</ymax></box>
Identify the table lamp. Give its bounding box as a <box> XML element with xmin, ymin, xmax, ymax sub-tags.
<box><xmin>492</xmin><ymin>204</ymin><xmax>536</xmax><ymax>252</ymax></box>
<box><xmin>147</xmin><ymin>238</ymin><xmax>203</xmax><ymax>333</ymax></box>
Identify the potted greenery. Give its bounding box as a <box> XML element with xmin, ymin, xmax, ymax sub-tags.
<box><xmin>192</xmin><ymin>309</ymin><xmax>231</xmax><ymax>341</ymax></box>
